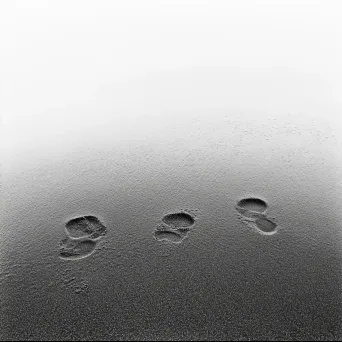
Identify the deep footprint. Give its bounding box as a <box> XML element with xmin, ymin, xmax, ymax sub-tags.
<box><xmin>65</xmin><ymin>216</ymin><xmax>107</xmax><ymax>240</ymax></box>
<box><xmin>154</xmin><ymin>230</ymin><xmax>186</xmax><ymax>244</ymax></box>
<box><xmin>162</xmin><ymin>212</ymin><xmax>195</xmax><ymax>228</ymax></box>
<box><xmin>237</xmin><ymin>197</ymin><xmax>267</xmax><ymax>212</ymax></box>
<box><xmin>236</xmin><ymin>197</ymin><xmax>268</xmax><ymax>219</ymax></box>
<box><xmin>254</xmin><ymin>217</ymin><xmax>277</xmax><ymax>234</ymax></box>
<box><xmin>59</xmin><ymin>238</ymin><xmax>97</xmax><ymax>260</ymax></box>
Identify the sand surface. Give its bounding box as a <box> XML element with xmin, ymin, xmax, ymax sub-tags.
<box><xmin>1</xmin><ymin>1</ymin><xmax>342</xmax><ymax>340</ymax></box>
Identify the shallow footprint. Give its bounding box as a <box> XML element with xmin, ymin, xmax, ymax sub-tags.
<box><xmin>162</xmin><ymin>212</ymin><xmax>195</xmax><ymax>229</ymax></box>
<box><xmin>254</xmin><ymin>217</ymin><xmax>277</xmax><ymax>234</ymax></box>
<box><xmin>59</xmin><ymin>238</ymin><xmax>97</xmax><ymax>260</ymax></box>
<box><xmin>154</xmin><ymin>230</ymin><xmax>186</xmax><ymax>244</ymax></box>
<box><xmin>235</xmin><ymin>207</ymin><xmax>266</xmax><ymax>220</ymax></box>
<box><xmin>65</xmin><ymin>215</ymin><xmax>107</xmax><ymax>240</ymax></box>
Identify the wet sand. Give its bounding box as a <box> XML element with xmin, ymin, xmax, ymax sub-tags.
<box><xmin>1</xmin><ymin>109</ymin><xmax>342</xmax><ymax>340</ymax></box>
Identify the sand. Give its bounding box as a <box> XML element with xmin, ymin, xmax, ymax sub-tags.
<box><xmin>1</xmin><ymin>1</ymin><xmax>342</xmax><ymax>340</ymax></box>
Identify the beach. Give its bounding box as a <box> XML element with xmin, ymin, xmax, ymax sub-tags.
<box><xmin>1</xmin><ymin>1</ymin><xmax>342</xmax><ymax>340</ymax></box>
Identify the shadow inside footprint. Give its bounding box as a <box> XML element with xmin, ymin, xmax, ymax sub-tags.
<box><xmin>162</xmin><ymin>212</ymin><xmax>195</xmax><ymax>228</ymax></box>
<box><xmin>235</xmin><ymin>207</ymin><xmax>265</xmax><ymax>220</ymax></box>
<box><xmin>59</xmin><ymin>238</ymin><xmax>97</xmax><ymax>260</ymax></box>
<box><xmin>65</xmin><ymin>216</ymin><xmax>107</xmax><ymax>240</ymax></box>
<box><xmin>255</xmin><ymin>217</ymin><xmax>277</xmax><ymax>234</ymax></box>
<box><xmin>236</xmin><ymin>197</ymin><xmax>267</xmax><ymax>214</ymax></box>
<box><xmin>154</xmin><ymin>230</ymin><xmax>186</xmax><ymax>244</ymax></box>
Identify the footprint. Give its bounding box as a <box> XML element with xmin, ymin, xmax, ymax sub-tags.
<box><xmin>154</xmin><ymin>211</ymin><xmax>196</xmax><ymax>244</ymax></box>
<box><xmin>161</xmin><ymin>212</ymin><xmax>195</xmax><ymax>228</ymax></box>
<box><xmin>236</xmin><ymin>197</ymin><xmax>267</xmax><ymax>217</ymax></box>
<box><xmin>235</xmin><ymin>196</ymin><xmax>278</xmax><ymax>235</ymax></box>
<box><xmin>235</xmin><ymin>207</ymin><xmax>265</xmax><ymax>220</ymax></box>
<box><xmin>59</xmin><ymin>215</ymin><xmax>107</xmax><ymax>261</ymax></box>
<box><xmin>153</xmin><ymin>230</ymin><xmax>186</xmax><ymax>244</ymax></box>
<box><xmin>59</xmin><ymin>237</ymin><xmax>96</xmax><ymax>260</ymax></box>
<box><xmin>254</xmin><ymin>217</ymin><xmax>277</xmax><ymax>234</ymax></box>
<box><xmin>65</xmin><ymin>215</ymin><xmax>107</xmax><ymax>240</ymax></box>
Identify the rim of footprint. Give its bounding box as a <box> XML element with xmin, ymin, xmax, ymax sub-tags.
<box><xmin>235</xmin><ymin>197</ymin><xmax>278</xmax><ymax>235</ymax></box>
<box><xmin>59</xmin><ymin>215</ymin><xmax>107</xmax><ymax>260</ymax></box>
<box><xmin>153</xmin><ymin>211</ymin><xmax>196</xmax><ymax>244</ymax></box>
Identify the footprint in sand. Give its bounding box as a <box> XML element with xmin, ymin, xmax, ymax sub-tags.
<box><xmin>59</xmin><ymin>215</ymin><xmax>107</xmax><ymax>260</ymax></box>
<box><xmin>154</xmin><ymin>230</ymin><xmax>187</xmax><ymax>244</ymax></box>
<box><xmin>235</xmin><ymin>197</ymin><xmax>278</xmax><ymax>235</ymax></box>
<box><xmin>161</xmin><ymin>212</ymin><xmax>195</xmax><ymax>229</ymax></box>
<box><xmin>154</xmin><ymin>211</ymin><xmax>196</xmax><ymax>244</ymax></box>
<box><xmin>59</xmin><ymin>238</ymin><xmax>96</xmax><ymax>260</ymax></box>
<box><xmin>254</xmin><ymin>217</ymin><xmax>277</xmax><ymax>234</ymax></box>
<box><xmin>236</xmin><ymin>197</ymin><xmax>267</xmax><ymax>218</ymax></box>
<box><xmin>65</xmin><ymin>215</ymin><xmax>107</xmax><ymax>240</ymax></box>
